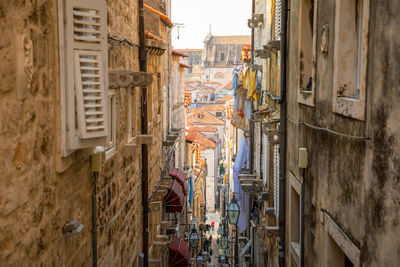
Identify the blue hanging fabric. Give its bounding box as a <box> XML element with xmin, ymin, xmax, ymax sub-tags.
<box><xmin>255</xmin><ymin>74</ymin><xmax>261</xmax><ymax>95</ymax></box>
<box><xmin>233</xmin><ymin>137</ymin><xmax>250</xmax><ymax>231</ymax></box>
<box><xmin>245</xmin><ymin>98</ymin><xmax>252</xmax><ymax>120</ymax></box>
<box><xmin>189</xmin><ymin>173</ymin><xmax>194</xmax><ymax>207</ymax></box>
<box><xmin>232</xmin><ymin>66</ymin><xmax>242</xmax><ymax>108</ymax></box>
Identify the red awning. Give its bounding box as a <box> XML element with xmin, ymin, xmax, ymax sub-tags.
<box><xmin>164</xmin><ymin>180</ymin><xmax>184</xmax><ymax>213</ymax></box>
<box><xmin>169</xmin><ymin>237</ymin><xmax>190</xmax><ymax>267</ymax></box>
<box><xmin>170</xmin><ymin>168</ymin><xmax>188</xmax><ymax>195</ymax></box>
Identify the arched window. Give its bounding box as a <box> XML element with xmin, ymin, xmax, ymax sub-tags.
<box><xmin>220</xmin><ymin>53</ymin><xmax>225</xmax><ymax>61</ymax></box>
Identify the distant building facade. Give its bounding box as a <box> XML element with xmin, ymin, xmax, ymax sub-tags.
<box><xmin>176</xmin><ymin>34</ymin><xmax>250</xmax><ymax>84</ymax></box>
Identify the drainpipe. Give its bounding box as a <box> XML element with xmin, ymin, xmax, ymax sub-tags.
<box><xmin>92</xmin><ymin>172</ymin><xmax>98</xmax><ymax>267</ymax></box>
<box><xmin>278</xmin><ymin>0</ymin><xmax>288</xmax><ymax>266</ymax></box>
<box><xmin>138</xmin><ymin>0</ymin><xmax>149</xmax><ymax>266</ymax></box>
<box><xmin>91</xmin><ymin>147</ymin><xmax>104</xmax><ymax>267</ymax></box>
<box><xmin>301</xmin><ymin>169</ymin><xmax>305</xmax><ymax>267</ymax></box>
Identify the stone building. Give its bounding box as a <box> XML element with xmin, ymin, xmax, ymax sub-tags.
<box><xmin>228</xmin><ymin>0</ymin><xmax>400</xmax><ymax>267</ymax></box>
<box><xmin>202</xmin><ymin>35</ymin><xmax>251</xmax><ymax>83</ymax></box>
<box><xmin>176</xmin><ymin>34</ymin><xmax>250</xmax><ymax>84</ymax></box>
<box><xmin>0</xmin><ymin>0</ymin><xmax>189</xmax><ymax>266</ymax></box>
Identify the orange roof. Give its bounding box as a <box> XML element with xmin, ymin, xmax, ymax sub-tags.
<box><xmin>176</xmin><ymin>49</ymin><xmax>203</xmax><ymax>52</ymax></box>
<box><xmin>184</xmin><ymin>85</ymin><xmax>196</xmax><ymax>91</ymax></box>
<box><xmin>180</xmin><ymin>63</ymin><xmax>192</xmax><ymax>68</ymax></box>
<box><xmin>144</xmin><ymin>4</ymin><xmax>173</xmax><ymax>28</ymax></box>
<box><xmin>202</xmin><ymin>104</ymin><xmax>226</xmax><ymax>112</ymax></box>
<box><xmin>187</xmin><ymin>111</ymin><xmax>224</xmax><ymax>125</ymax></box>
<box><xmin>216</xmin><ymin>96</ymin><xmax>234</xmax><ymax>102</ymax></box>
<box><xmin>186</xmin><ymin>127</ymin><xmax>216</xmax><ymax>149</ymax></box>
<box><xmin>223</xmin><ymin>81</ymin><xmax>232</xmax><ymax>89</ymax></box>
<box><xmin>144</xmin><ymin>30</ymin><xmax>162</xmax><ymax>42</ymax></box>
<box><xmin>172</xmin><ymin>50</ymin><xmax>188</xmax><ymax>57</ymax></box>
<box><xmin>192</xmin><ymin>126</ymin><xmax>217</xmax><ymax>132</ymax></box>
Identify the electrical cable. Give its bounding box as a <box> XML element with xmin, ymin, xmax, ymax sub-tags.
<box><xmin>97</xmin><ymin>183</ymin><xmax>140</xmax><ymax>231</ymax></box>
<box><xmin>287</xmin><ymin>116</ymin><xmax>371</xmax><ymax>140</ymax></box>
<box><xmin>108</xmin><ymin>35</ymin><xmax>140</xmax><ymax>49</ymax></box>
<box><xmin>97</xmin><ymin>135</ymin><xmax>180</xmax><ymax>229</ymax></box>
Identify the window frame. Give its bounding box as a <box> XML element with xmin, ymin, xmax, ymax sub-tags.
<box><xmin>289</xmin><ymin>172</ymin><xmax>302</xmax><ymax>267</ymax></box>
<box><xmin>332</xmin><ymin>0</ymin><xmax>369</xmax><ymax>120</ymax></box>
<box><xmin>323</xmin><ymin>212</ymin><xmax>360</xmax><ymax>267</ymax></box>
<box><xmin>297</xmin><ymin>0</ymin><xmax>318</xmax><ymax>107</ymax></box>
<box><xmin>105</xmin><ymin>89</ymin><xmax>116</xmax><ymax>158</ymax></box>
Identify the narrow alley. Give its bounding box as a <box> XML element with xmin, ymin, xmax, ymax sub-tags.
<box><xmin>1</xmin><ymin>0</ymin><xmax>400</xmax><ymax>267</ymax></box>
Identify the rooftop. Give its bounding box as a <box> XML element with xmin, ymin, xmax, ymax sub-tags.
<box><xmin>187</xmin><ymin>110</ymin><xmax>224</xmax><ymax>125</ymax></box>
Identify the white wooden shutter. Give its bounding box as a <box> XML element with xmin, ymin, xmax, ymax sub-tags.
<box><xmin>74</xmin><ymin>50</ymin><xmax>107</xmax><ymax>138</ymax></box>
<box><xmin>266</xmin><ymin>0</ymin><xmax>272</xmax><ymax>43</ymax></box>
<box><xmin>61</xmin><ymin>0</ymin><xmax>109</xmax><ymax>151</ymax></box>
<box><xmin>273</xmin><ymin>144</ymin><xmax>279</xmax><ymax>219</ymax></box>
<box><xmin>262</xmin><ymin>133</ymin><xmax>269</xmax><ymax>189</ymax></box>
<box><xmin>254</xmin><ymin>122</ymin><xmax>261</xmax><ymax>177</ymax></box>
<box><xmin>275</xmin><ymin>0</ymin><xmax>281</xmax><ymax>40</ymax></box>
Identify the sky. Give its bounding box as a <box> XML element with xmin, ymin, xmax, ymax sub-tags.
<box><xmin>171</xmin><ymin>0</ymin><xmax>252</xmax><ymax>49</ymax></box>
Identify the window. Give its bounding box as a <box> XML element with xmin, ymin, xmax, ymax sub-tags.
<box><xmin>216</xmin><ymin>111</ymin><xmax>222</xmax><ymax>117</ymax></box>
<box><xmin>333</xmin><ymin>0</ymin><xmax>369</xmax><ymax>120</ymax></box>
<box><xmin>262</xmin><ymin>133</ymin><xmax>269</xmax><ymax>188</ymax></box>
<box><xmin>324</xmin><ymin>212</ymin><xmax>360</xmax><ymax>267</ymax></box>
<box><xmin>58</xmin><ymin>0</ymin><xmax>109</xmax><ymax>155</ymax></box>
<box><xmin>289</xmin><ymin>172</ymin><xmax>302</xmax><ymax>266</ymax></box>
<box><xmin>127</xmin><ymin>87</ymin><xmax>135</xmax><ymax>141</ymax></box>
<box><xmin>254</xmin><ymin>122</ymin><xmax>261</xmax><ymax>177</ymax></box>
<box><xmin>105</xmin><ymin>90</ymin><xmax>116</xmax><ymax>158</ymax></box>
<box><xmin>298</xmin><ymin>0</ymin><xmax>317</xmax><ymax>106</ymax></box>
<box><xmin>273</xmin><ymin>143</ymin><xmax>279</xmax><ymax>219</ymax></box>
<box><xmin>274</xmin><ymin>0</ymin><xmax>281</xmax><ymax>40</ymax></box>
<box><xmin>220</xmin><ymin>52</ymin><xmax>225</xmax><ymax>61</ymax></box>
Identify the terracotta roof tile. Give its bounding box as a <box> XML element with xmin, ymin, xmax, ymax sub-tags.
<box><xmin>193</xmin><ymin>126</ymin><xmax>217</xmax><ymax>132</ymax></box>
<box><xmin>202</xmin><ymin>104</ymin><xmax>226</xmax><ymax>112</ymax></box>
<box><xmin>144</xmin><ymin>4</ymin><xmax>173</xmax><ymax>28</ymax></box>
<box><xmin>185</xmin><ymin>127</ymin><xmax>216</xmax><ymax>149</ymax></box>
<box><xmin>216</xmin><ymin>96</ymin><xmax>234</xmax><ymax>102</ymax></box>
<box><xmin>144</xmin><ymin>30</ymin><xmax>162</xmax><ymax>42</ymax></box>
<box><xmin>180</xmin><ymin>63</ymin><xmax>192</xmax><ymax>68</ymax></box>
<box><xmin>172</xmin><ymin>49</ymin><xmax>188</xmax><ymax>57</ymax></box>
<box><xmin>187</xmin><ymin>110</ymin><xmax>224</xmax><ymax>125</ymax></box>
<box><xmin>223</xmin><ymin>81</ymin><xmax>232</xmax><ymax>89</ymax></box>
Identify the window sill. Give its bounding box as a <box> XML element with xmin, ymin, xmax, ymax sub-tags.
<box><xmin>290</xmin><ymin>241</ymin><xmax>300</xmax><ymax>266</ymax></box>
<box><xmin>298</xmin><ymin>89</ymin><xmax>315</xmax><ymax>107</ymax></box>
<box><xmin>105</xmin><ymin>146</ymin><xmax>116</xmax><ymax>160</ymax></box>
<box><xmin>333</xmin><ymin>96</ymin><xmax>365</xmax><ymax>121</ymax></box>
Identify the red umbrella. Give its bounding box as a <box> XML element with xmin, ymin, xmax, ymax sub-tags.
<box><xmin>164</xmin><ymin>180</ymin><xmax>184</xmax><ymax>213</ymax></box>
<box><xmin>169</xmin><ymin>237</ymin><xmax>190</xmax><ymax>267</ymax></box>
<box><xmin>170</xmin><ymin>168</ymin><xmax>188</xmax><ymax>195</ymax></box>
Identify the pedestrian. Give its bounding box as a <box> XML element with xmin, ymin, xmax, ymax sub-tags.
<box><xmin>211</xmin><ymin>220</ymin><xmax>215</xmax><ymax>232</ymax></box>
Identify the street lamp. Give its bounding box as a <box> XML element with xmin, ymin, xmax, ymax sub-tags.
<box><xmin>221</xmin><ymin>235</ymin><xmax>228</xmax><ymax>249</ymax></box>
<box><xmin>227</xmin><ymin>197</ymin><xmax>240</xmax><ymax>225</ymax></box>
<box><xmin>189</xmin><ymin>226</ymin><xmax>200</xmax><ymax>249</ymax></box>
<box><xmin>227</xmin><ymin>196</ymin><xmax>240</xmax><ymax>267</ymax></box>
<box><xmin>219</xmin><ymin>248</ymin><xmax>225</xmax><ymax>256</ymax></box>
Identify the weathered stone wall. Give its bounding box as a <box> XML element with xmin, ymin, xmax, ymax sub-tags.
<box><xmin>286</xmin><ymin>0</ymin><xmax>400</xmax><ymax>266</ymax></box>
<box><xmin>0</xmin><ymin>0</ymin><xmax>174</xmax><ymax>266</ymax></box>
<box><xmin>0</xmin><ymin>1</ymin><xmax>79</xmax><ymax>266</ymax></box>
